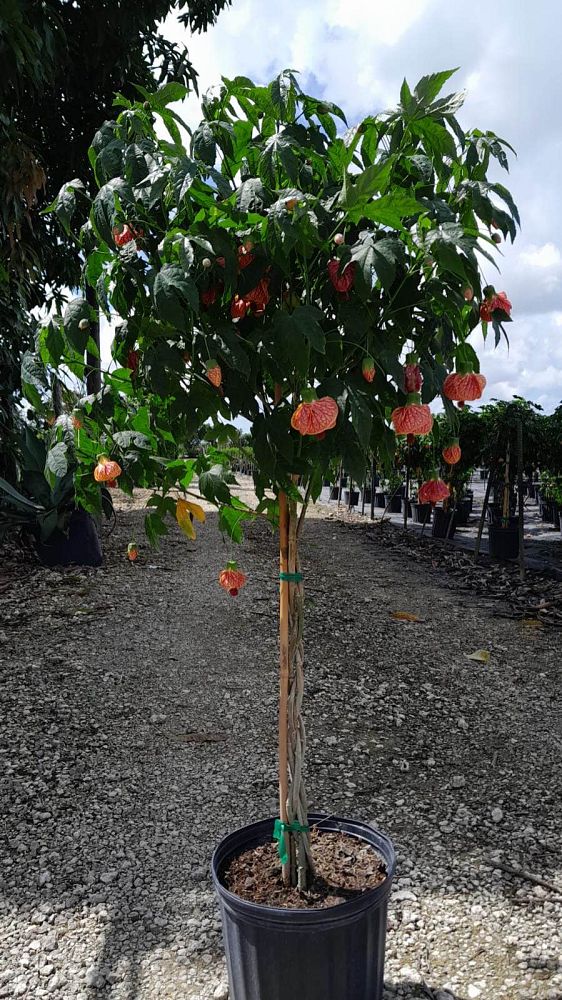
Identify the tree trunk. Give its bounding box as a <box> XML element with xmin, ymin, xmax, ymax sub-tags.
<box><xmin>278</xmin><ymin>491</ymin><xmax>312</xmax><ymax>889</ymax></box>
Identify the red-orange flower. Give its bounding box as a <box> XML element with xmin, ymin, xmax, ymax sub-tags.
<box><xmin>206</xmin><ymin>360</ymin><xmax>222</xmax><ymax>388</ymax></box>
<box><xmin>94</xmin><ymin>456</ymin><xmax>122</xmax><ymax>483</ymax></box>
<box><xmin>362</xmin><ymin>356</ymin><xmax>376</xmax><ymax>383</ymax></box>
<box><xmin>113</xmin><ymin>224</ymin><xmax>144</xmax><ymax>248</ymax></box>
<box><xmin>127</xmin><ymin>542</ymin><xmax>138</xmax><ymax>562</ymax></box>
<box><xmin>291</xmin><ymin>396</ymin><xmax>339</xmax><ymax>436</ymax></box>
<box><xmin>231</xmin><ymin>295</ymin><xmax>247</xmax><ymax>321</ymax></box>
<box><xmin>404</xmin><ymin>362</ymin><xmax>423</xmax><ymax>394</ymax></box>
<box><xmin>443</xmin><ymin>372</ymin><xmax>486</xmax><ymax>406</ymax></box>
<box><xmin>442</xmin><ymin>440</ymin><xmax>461</xmax><ymax>465</ymax></box>
<box><xmin>219</xmin><ymin>561</ymin><xmax>247</xmax><ymax>597</ymax></box>
<box><xmin>201</xmin><ymin>286</ymin><xmax>218</xmax><ymax>307</ymax></box>
<box><xmin>391</xmin><ymin>402</ymin><xmax>433</xmax><ymax>436</ymax></box>
<box><xmin>72</xmin><ymin>414</ymin><xmax>83</xmax><ymax>430</ymax></box>
<box><xmin>418</xmin><ymin>476</ymin><xmax>450</xmax><ymax>506</ymax></box>
<box><xmin>126</xmin><ymin>349</ymin><xmax>139</xmax><ymax>375</ymax></box>
<box><xmin>328</xmin><ymin>259</ymin><xmax>356</xmax><ymax>295</ymax></box>
<box><xmin>244</xmin><ymin>276</ymin><xmax>270</xmax><ymax>315</ymax></box>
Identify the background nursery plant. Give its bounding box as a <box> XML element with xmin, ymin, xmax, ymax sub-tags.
<box><xmin>41</xmin><ymin>68</ymin><xmax>519</xmax><ymax>892</ymax></box>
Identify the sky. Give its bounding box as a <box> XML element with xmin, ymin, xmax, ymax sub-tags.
<box><xmin>160</xmin><ymin>0</ymin><xmax>562</xmax><ymax>414</ymax></box>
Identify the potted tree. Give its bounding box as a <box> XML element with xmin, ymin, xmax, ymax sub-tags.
<box><xmin>41</xmin><ymin>69</ymin><xmax>518</xmax><ymax>1000</ymax></box>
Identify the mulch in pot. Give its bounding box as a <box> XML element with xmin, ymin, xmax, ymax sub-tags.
<box><xmin>222</xmin><ymin>828</ymin><xmax>387</xmax><ymax>909</ymax></box>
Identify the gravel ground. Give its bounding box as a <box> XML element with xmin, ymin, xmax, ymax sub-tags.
<box><xmin>0</xmin><ymin>480</ymin><xmax>560</xmax><ymax>1000</ymax></box>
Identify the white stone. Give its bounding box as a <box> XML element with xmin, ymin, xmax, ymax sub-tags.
<box><xmin>491</xmin><ymin>807</ymin><xmax>503</xmax><ymax>823</ymax></box>
<box><xmin>213</xmin><ymin>984</ymin><xmax>229</xmax><ymax>1000</ymax></box>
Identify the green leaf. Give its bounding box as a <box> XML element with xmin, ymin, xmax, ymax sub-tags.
<box><xmin>38</xmin><ymin>321</ymin><xmax>65</xmax><ymax>367</ymax></box>
<box><xmin>153</xmin><ymin>264</ymin><xmax>199</xmax><ymax>327</ymax></box>
<box><xmin>343</xmin><ymin>160</ymin><xmax>393</xmax><ymax>208</ymax></box>
<box><xmin>153</xmin><ymin>82</ymin><xmax>189</xmax><ymax>107</ymax></box>
<box><xmin>45</xmin><ymin>442</ymin><xmax>68</xmax><ymax>478</ymax></box>
<box><xmin>348</xmin><ymin>388</ymin><xmax>372</xmax><ymax>449</ymax></box>
<box><xmin>0</xmin><ymin>477</ymin><xmax>45</xmax><ymax>511</ymax></box>
<box><xmin>48</xmin><ymin>179</ymin><xmax>86</xmax><ymax>235</ymax></box>
<box><xmin>192</xmin><ymin>123</ymin><xmax>216</xmax><ymax>165</ymax></box>
<box><xmin>199</xmin><ymin>464</ymin><xmax>232</xmax><ymax>504</ymax></box>
<box><xmin>235</xmin><ymin>177</ymin><xmax>268</xmax><ymax>212</ymax></box>
<box><xmin>359</xmin><ymin>190</ymin><xmax>424</xmax><ymax>229</ymax></box>
<box><xmin>411</xmin><ymin>118</ymin><xmax>457</xmax><ymax>159</ymax></box>
<box><xmin>145</xmin><ymin>511</ymin><xmax>168</xmax><ymax>546</ymax></box>
<box><xmin>413</xmin><ymin>69</ymin><xmax>459</xmax><ymax>106</ymax></box>
<box><xmin>63</xmin><ymin>297</ymin><xmax>91</xmax><ymax>353</ymax></box>
<box><xmin>218</xmin><ymin>498</ymin><xmax>250</xmax><ymax>542</ymax></box>
<box><xmin>91</xmin><ymin>178</ymin><xmax>132</xmax><ymax>245</ymax></box>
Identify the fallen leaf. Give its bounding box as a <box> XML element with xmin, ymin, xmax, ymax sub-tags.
<box><xmin>522</xmin><ymin>618</ymin><xmax>543</xmax><ymax>630</ymax></box>
<box><xmin>391</xmin><ymin>611</ymin><xmax>423</xmax><ymax>622</ymax></box>
<box><xmin>169</xmin><ymin>731</ymin><xmax>226</xmax><ymax>745</ymax></box>
<box><xmin>465</xmin><ymin>649</ymin><xmax>491</xmax><ymax>663</ymax></box>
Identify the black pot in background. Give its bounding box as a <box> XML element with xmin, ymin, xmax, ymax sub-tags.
<box><xmin>339</xmin><ymin>476</ymin><xmax>348</xmax><ymax>488</ymax></box>
<box><xmin>384</xmin><ymin>495</ymin><xmax>402</xmax><ymax>514</ymax></box>
<box><xmin>329</xmin><ymin>486</ymin><xmax>340</xmax><ymax>501</ymax></box>
<box><xmin>412</xmin><ymin>502</ymin><xmax>432</xmax><ymax>524</ymax></box>
<box><xmin>36</xmin><ymin>508</ymin><xmax>102</xmax><ymax>568</ymax></box>
<box><xmin>488</xmin><ymin>522</ymin><xmax>519</xmax><ymax>560</ymax></box>
<box><xmin>343</xmin><ymin>489</ymin><xmax>360</xmax><ymax>507</ymax></box>
<box><xmin>362</xmin><ymin>487</ymin><xmax>372</xmax><ymax>505</ymax></box>
<box><xmin>455</xmin><ymin>499</ymin><xmax>472</xmax><ymax>527</ymax></box>
<box><xmin>375</xmin><ymin>492</ymin><xmax>386</xmax><ymax>509</ymax></box>
<box><xmin>395</xmin><ymin>485</ymin><xmax>406</xmax><ymax>498</ymax></box>
<box><xmin>554</xmin><ymin>507</ymin><xmax>561</xmax><ymax>530</ymax></box>
<box><xmin>400</xmin><ymin>498</ymin><xmax>412</xmax><ymax>518</ymax></box>
<box><xmin>212</xmin><ymin>814</ymin><xmax>395</xmax><ymax>1000</ymax></box>
<box><xmin>432</xmin><ymin>506</ymin><xmax>457</xmax><ymax>539</ymax></box>
<box><xmin>528</xmin><ymin>483</ymin><xmax>536</xmax><ymax>500</ymax></box>
<box><xmin>541</xmin><ymin>501</ymin><xmax>554</xmax><ymax>524</ymax></box>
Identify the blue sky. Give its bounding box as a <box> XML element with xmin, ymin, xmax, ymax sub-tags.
<box><xmin>160</xmin><ymin>0</ymin><xmax>562</xmax><ymax>414</ymax></box>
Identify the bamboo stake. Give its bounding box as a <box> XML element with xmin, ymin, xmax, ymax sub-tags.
<box><xmin>517</xmin><ymin>419</ymin><xmax>525</xmax><ymax>581</ymax></box>
<box><xmin>370</xmin><ymin>457</ymin><xmax>376</xmax><ymax>521</ymax></box>
<box><xmin>275</xmin><ymin>385</ymin><xmax>290</xmax><ymax>883</ymax></box>
<box><xmin>502</xmin><ymin>442</ymin><xmax>511</xmax><ymax>526</ymax></box>
<box><xmin>403</xmin><ymin>464</ymin><xmax>410</xmax><ymax>530</ymax></box>
<box><xmin>337</xmin><ymin>463</ymin><xmax>343</xmax><ymax>508</ymax></box>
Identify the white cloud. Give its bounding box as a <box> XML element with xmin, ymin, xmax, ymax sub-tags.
<box><xmin>520</xmin><ymin>243</ymin><xmax>562</xmax><ymax>269</ymax></box>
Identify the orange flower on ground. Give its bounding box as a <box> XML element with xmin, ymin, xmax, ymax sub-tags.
<box><xmin>291</xmin><ymin>395</ymin><xmax>339</xmax><ymax>436</ymax></box>
<box><xmin>176</xmin><ymin>498</ymin><xmax>206</xmax><ymax>540</ymax></box>
<box><xmin>362</xmin><ymin>356</ymin><xmax>376</xmax><ymax>383</ymax></box>
<box><xmin>418</xmin><ymin>476</ymin><xmax>450</xmax><ymax>506</ymax></box>
<box><xmin>94</xmin><ymin>456</ymin><xmax>122</xmax><ymax>483</ymax></box>
<box><xmin>127</xmin><ymin>542</ymin><xmax>138</xmax><ymax>562</ymax></box>
<box><xmin>442</xmin><ymin>440</ymin><xmax>461</xmax><ymax>465</ymax></box>
<box><xmin>206</xmin><ymin>360</ymin><xmax>222</xmax><ymax>388</ymax></box>
<box><xmin>443</xmin><ymin>372</ymin><xmax>486</xmax><ymax>408</ymax></box>
<box><xmin>391</xmin><ymin>401</ymin><xmax>433</xmax><ymax>436</ymax></box>
<box><xmin>219</xmin><ymin>561</ymin><xmax>247</xmax><ymax>597</ymax></box>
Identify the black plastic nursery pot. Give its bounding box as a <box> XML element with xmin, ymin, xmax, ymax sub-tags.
<box><xmin>212</xmin><ymin>813</ymin><xmax>395</xmax><ymax>1000</ymax></box>
<box><xmin>375</xmin><ymin>492</ymin><xmax>386</xmax><ymax>508</ymax></box>
<box><xmin>329</xmin><ymin>486</ymin><xmax>339</xmax><ymax>500</ymax></box>
<box><xmin>35</xmin><ymin>509</ymin><xmax>102</xmax><ymax>568</ymax></box>
<box><xmin>384</xmin><ymin>495</ymin><xmax>402</xmax><ymax>514</ymax></box>
<box><xmin>343</xmin><ymin>489</ymin><xmax>360</xmax><ymax>506</ymax></box>
<box><xmin>412</xmin><ymin>501</ymin><xmax>432</xmax><ymax>523</ymax></box>
<box><xmin>400</xmin><ymin>498</ymin><xmax>412</xmax><ymax>518</ymax></box>
<box><xmin>488</xmin><ymin>522</ymin><xmax>519</xmax><ymax>560</ymax></box>
<box><xmin>432</xmin><ymin>506</ymin><xmax>457</xmax><ymax>539</ymax></box>
<box><xmin>455</xmin><ymin>499</ymin><xmax>472</xmax><ymax>527</ymax></box>
<box><xmin>362</xmin><ymin>487</ymin><xmax>372</xmax><ymax>504</ymax></box>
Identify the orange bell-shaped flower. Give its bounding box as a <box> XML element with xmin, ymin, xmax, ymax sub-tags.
<box><xmin>291</xmin><ymin>395</ymin><xmax>339</xmax><ymax>436</ymax></box>
<box><xmin>442</xmin><ymin>440</ymin><xmax>461</xmax><ymax>465</ymax></box>
<box><xmin>206</xmin><ymin>360</ymin><xmax>222</xmax><ymax>387</ymax></box>
<box><xmin>94</xmin><ymin>456</ymin><xmax>122</xmax><ymax>483</ymax></box>
<box><xmin>127</xmin><ymin>541</ymin><xmax>138</xmax><ymax>562</ymax></box>
<box><xmin>418</xmin><ymin>475</ymin><xmax>450</xmax><ymax>506</ymax></box>
<box><xmin>443</xmin><ymin>372</ymin><xmax>486</xmax><ymax>407</ymax></box>
<box><xmin>219</xmin><ymin>561</ymin><xmax>247</xmax><ymax>597</ymax></box>
<box><xmin>391</xmin><ymin>397</ymin><xmax>433</xmax><ymax>437</ymax></box>
<box><xmin>362</xmin><ymin>356</ymin><xmax>376</xmax><ymax>383</ymax></box>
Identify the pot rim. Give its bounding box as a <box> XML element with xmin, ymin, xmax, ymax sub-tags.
<box><xmin>212</xmin><ymin>812</ymin><xmax>395</xmax><ymax>922</ymax></box>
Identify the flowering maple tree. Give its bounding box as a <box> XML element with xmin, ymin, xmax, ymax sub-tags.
<box><xmin>35</xmin><ymin>68</ymin><xmax>518</xmax><ymax>888</ymax></box>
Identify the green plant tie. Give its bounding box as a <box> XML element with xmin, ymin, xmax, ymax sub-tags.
<box><xmin>273</xmin><ymin>819</ymin><xmax>310</xmax><ymax>864</ymax></box>
<box><xmin>279</xmin><ymin>571</ymin><xmax>303</xmax><ymax>583</ymax></box>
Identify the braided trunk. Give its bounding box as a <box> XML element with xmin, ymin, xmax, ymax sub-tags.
<box><xmin>278</xmin><ymin>492</ymin><xmax>313</xmax><ymax>889</ymax></box>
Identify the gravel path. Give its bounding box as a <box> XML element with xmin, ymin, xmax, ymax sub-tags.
<box><xmin>0</xmin><ymin>482</ymin><xmax>560</xmax><ymax>1000</ymax></box>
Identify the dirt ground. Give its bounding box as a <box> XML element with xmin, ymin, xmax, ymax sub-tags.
<box><xmin>0</xmin><ymin>481</ymin><xmax>560</xmax><ymax>1000</ymax></box>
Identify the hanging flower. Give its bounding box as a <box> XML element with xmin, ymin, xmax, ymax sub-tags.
<box><xmin>442</xmin><ymin>439</ymin><xmax>461</xmax><ymax>465</ymax></box>
<box><xmin>94</xmin><ymin>456</ymin><xmax>122</xmax><ymax>483</ymax></box>
<box><xmin>206</xmin><ymin>360</ymin><xmax>222</xmax><ymax>388</ymax></box>
<box><xmin>201</xmin><ymin>286</ymin><xmax>218</xmax><ymax>307</ymax></box>
<box><xmin>219</xmin><ymin>561</ymin><xmax>247</xmax><ymax>597</ymax></box>
<box><xmin>127</xmin><ymin>541</ymin><xmax>139</xmax><ymax>562</ymax></box>
<box><xmin>72</xmin><ymin>414</ymin><xmax>83</xmax><ymax>430</ymax></box>
<box><xmin>418</xmin><ymin>475</ymin><xmax>450</xmax><ymax>506</ymax></box>
<box><xmin>362</xmin><ymin>356</ymin><xmax>376</xmax><ymax>383</ymax></box>
<box><xmin>328</xmin><ymin>258</ymin><xmax>356</xmax><ymax>296</ymax></box>
<box><xmin>231</xmin><ymin>295</ymin><xmax>247</xmax><ymax>321</ymax></box>
<box><xmin>113</xmin><ymin>223</ymin><xmax>144</xmax><ymax>248</ymax></box>
<box><xmin>463</xmin><ymin>286</ymin><xmax>474</xmax><ymax>301</ymax></box>
<box><xmin>291</xmin><ymin>395</ymin><xmax>339</xmax><ymax>436</ymax></box>
<box><xmin>244</xmin><ymin>276</ymin><xmax>270</xmax><ymax>315</ymax></box>
<box><xmin>126</xmin><ymin>349</ymin><xmax>139</xmax><ymax>375</ymax></box>
<box><xmin>391</xmin><ymin>400</ymin><xmax>433</xmax><ymax>436</ymax></box>
<box><xmin>480</xmin><ymin>289</ymin><xmax>512</xmax><ymax>323</ymax></box>
<box><xmin>176</xmin><ymin>497</ymin><xmax>206</xmax><ymax>540</ymax></box>
<box><xmin>443</xmin><ymin>372</ymin><xmax>486</xmax><ymax>407</ymax></box>
<box><xmin>404</xmin><ymin>361</ymin><xmax>423</xmax><ymax>394</ymax></box>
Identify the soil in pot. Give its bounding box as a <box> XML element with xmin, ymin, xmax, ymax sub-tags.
<box><xmin>224</xmin><ymin>827</ymin><xmax>386</xmax><ymax>909</ymax></box>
